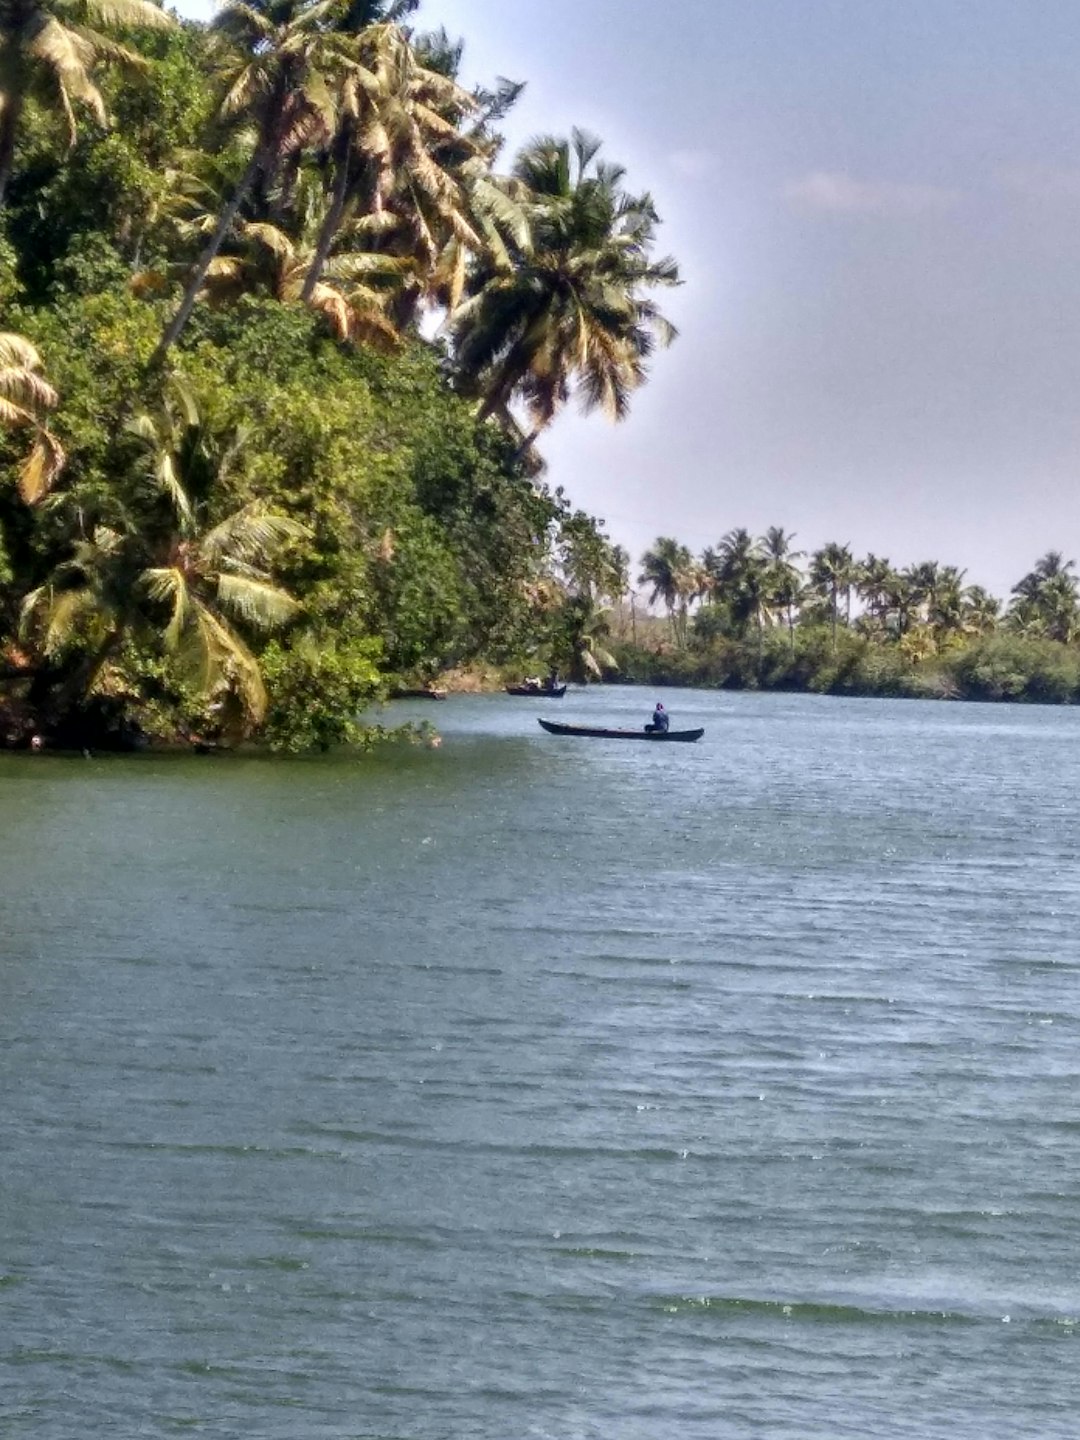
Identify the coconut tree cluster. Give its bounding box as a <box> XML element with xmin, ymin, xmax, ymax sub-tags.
<box><xmin>0</xmin><ymin>0</ymin><xmax>677</xmax><ymax>426</ymax></box>
<box><xmin>625</xmin><ymin>532</ymin><xmax>1080</xmax><ymax>702</ymax></box>
<box><xmin>0</xmin><ymin>0</ymin><xmax>679</xmax><ymax>745</ymax></box>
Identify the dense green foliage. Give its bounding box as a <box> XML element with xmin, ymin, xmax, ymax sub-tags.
<box><xmin>0</xmin><ymin>1</ymin><xmax>675</xmax><ymax>747</ymax></box>
<box><xmin>618</xmin><ymin>532</ymin><xmax>1080</xmax><ymax>703</ymax></box>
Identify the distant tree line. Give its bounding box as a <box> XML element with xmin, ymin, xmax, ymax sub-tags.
<box><xmin>614</xmin><ymin>532</ymin><xmax>1080</xmax><ymax>703</ymax></box>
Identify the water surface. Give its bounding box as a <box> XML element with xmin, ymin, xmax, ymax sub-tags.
<box><xmin>4</xmin><ymin>688</ymin><xmax>1080</xmax><ymax>1438</ymax></box>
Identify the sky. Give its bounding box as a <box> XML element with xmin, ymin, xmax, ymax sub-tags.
<box><xmin>179</xmin><ymin>0</ymin><xmax>1080</xmax><ymax>596</ymax></box>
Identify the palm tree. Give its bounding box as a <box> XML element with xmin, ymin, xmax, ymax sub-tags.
<box><xmin>1006</xmin><ymin>552</ymin><xmax>1078</xmax><ymax>642</ymax></box>
<box><xmin>0</xmin><ymin>0</ymin><xmax>175</xmax><ymax>210</ymax></box>
<box><xmin>1037</xmin><ymin>573</ymin><xmax>1079</xmax><ymax>643</ymax></box>
<box><xmin>153</xmin><ymin>0</ymin><xmax>353</xmax><ymax>363</ymax></box>
<box><xmin>961</xmin><ymin>585</ymin><xmax>1000</xmax><ymax>636</ymax></box>
<box><xmin>809</xmin><ymin>542</ymin><xmax>856</xmax><ymax>649</ymax></box>
<box><xmin>300</xmin><ymin>19</ymin><xmax>480</xmax><ymax>308</ymax></box>
<box><xmin>856</xmin><ymin>553</ymin><xmax>894</xmax><ymax>631</ymax></box>
<box><xmin>927</xmin><ymin>565</ymin><xmax>967</xmax><ymax>639</ymax></box>
<box><xmin>1006</xmin><ymin>600</ymin><xmax>1046</xmax><ymax>640</ymax></box>
<box><xmin>882</xmin><ymin>571</ymin><xmax>919</xmax><ymax>637</ymax></box>
<box><xmin>902</xmin><ymin>560</ymin><xmax>951</xmax><ymax>628</ymax></box>
<box><xmin>551</xmin><ymin>592</ymin><xmax>616</xmax><ymax>682</ymax></box>
<box><xmin>450</xmin><ymin>128</ymin><xmax>679</xmax><ymax>449</ymax></box>
<box><xmin>192</xmin><ymin>208</ymin><xmax>409</xmax><ymax>345</ymax></box>
<box><xmin>640</xmin><ymin>536</ymin><xmax>691</xmax><ymax>642</ymax></box>
<box><xmin>0</xmin><ymin>331</ymin><xmax>65</xmax><ymax>502</ymax></box>
<box><xmin>760</xmin><ymin>526</ymin><xmax>802</xmax><ymax>634</ymax></box>
<box><xmin>1013</xmin><ymin>550</ymin><xmax>1076</xmax><ymax>601</ymax></box>
<box><xmin>21</xmin><ymin>379</ymin><xmax>306</xmax><ymax>731</ymax></box>
<box><xmin>606</xmin><ymin>544</ymin><xmax>630</xmax><ymax>607</ymax></box>
<box><xmin>714</xmin><ymin>527</ymin><xmax>770</xmax><ymax>643</ymax></box>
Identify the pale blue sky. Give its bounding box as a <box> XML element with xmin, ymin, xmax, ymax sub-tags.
<box><xmin>177</xmin><ymin>1</ymin><xmax>1080</xmax><ymax>595</ymax></box>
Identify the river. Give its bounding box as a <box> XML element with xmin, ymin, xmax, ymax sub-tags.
<box><xmin>3</xmin><ymin>687</ymin><xmax>1080</xmax><ymax>1438</ymax></box>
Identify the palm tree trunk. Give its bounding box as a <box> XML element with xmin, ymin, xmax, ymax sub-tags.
<box><xmin>151</xmin><ymin>146</ymin><xmax>267</xmax><ymax>366</ymax></box>
<box><xmin>0</xmin><ymin>89</ymin><xmax>26</xmax><ymax>212</ymax></box>
<box><xmin>301</xmin><ymin>121</ymin><xmax>354</xmax><ymax>304</ymax></box>
<box><xmin>512</xmin><ymin>427</ymin><xmax>542</xmax><ymax>463</ymax></box>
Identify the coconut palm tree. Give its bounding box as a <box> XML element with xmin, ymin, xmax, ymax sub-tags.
<box><xmin>882</xmin><ymin>571</ymin><xmax>919</xmax><ymax>637</ymax></box>
<box><xmin>961</xmin><ymin>585</ymin><xmax>1000</xmax><ymax>636</ymax></box>
<box><xmin>190</xmin><ymin>206</ymin><xmax>409</xmax><ymax>344</ymax></box>
<box><xmin>927</xmin><ymin>565</ymin><xmax>967</xmax><ymax>639</ymax></box>
<box><xmin>855</xmin><ymin>553</ymin><xmax>894</xmax><ymax>631</ymax></box>
<box><xmin>551</xmin><ymin>592</ymin><xmax>616</xmax><ymax>682</ymax></box>
<box><xmin>1009</xmin><ymin>551</ymin><xmax>1078</xmax><ymax>638</ymax></box>
<box><xmin>153</xmin><ymin>0</ymin><xmax>355</xmax><ymax>363</ymax></box>
<box><xmin>0</xmin><ymin>331</ymin><xmax>65</xmax><ymax>502</ymax></box>
<box><xmin>640</xmin><ymin>536</ymin><xmax>691</xmax><ymax>642</ymax></box>
<box><xmin>713</xmin><ymin>527</ymin><xmax>770</xmax><ymax>641</ymax></box>
<box><xmin>0</xmin><ymin>0</ymin><xmax>175</xmax><ymax>210</ymax></box>
<box><xmin>21</xmin><ymin>379</ymin><xmax>306</xmax><ymax>730</ymax></box>
<box><xmin>300</xmin><ymin>20</ymin><xmax>482</xmax><ymax>314</ymax></box>
<box><xmin>450</xmin><ymin>128</ymin><xmax>679</xmax><ymax>449</ymax></box>
<box><xmin>1013</xmin><ymin>550</ymin><xmax>1076</xmax><ymax>603</ymax></box>
<box><xmin>809</xmin><ymin>542</ymin><xmax>856</xmax><ymax>648</ymax></box>
<box><xmin>760</xmin><ymin>526</ymin><xmax>802</xmax><ymax>628</ymax></box>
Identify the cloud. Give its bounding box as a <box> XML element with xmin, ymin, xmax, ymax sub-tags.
<box><xmin>785</xmin><ymin>171</ymin><xmax>961</xmax><ymax>217</ymax></box>
<box><xmin>669</xmin><ymin>149</ymin><xmax>716</xmax><ymax>179</ymax></box>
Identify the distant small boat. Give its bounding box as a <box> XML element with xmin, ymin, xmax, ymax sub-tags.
<box><xmin>396</xmin><ymin>687</ymin><xmax>447</xmax><ymax>701</ymax></box>
<box><xmin>506</xmin><ymin>683</ymin><xmax>566</xmax><ymax>697</ymax></box>
<box><xmin>538</xmin><ymin>718</ymin><xmax>704</xmax><ymax>742</ymax></box>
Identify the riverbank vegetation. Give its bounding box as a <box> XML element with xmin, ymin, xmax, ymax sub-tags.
<box><xmin>0</xmin><ymin>0</ymin><xmax>676</xmax><ymax>748</ymax></box>
<box><xmin>611</xmin><ymin>533</ymin><xmax>1080</xmax><ymax>703</ymax></box>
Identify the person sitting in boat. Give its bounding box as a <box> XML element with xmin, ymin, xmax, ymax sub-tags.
<box><xmin>544</xmin><ymin>666</ymin><xmax>560</xmax><ymax>693</ymax></box>
<box><xmin>645</xmin><ymin>701</ymin><xmax>669</xmax><ymax>734</ymax></box>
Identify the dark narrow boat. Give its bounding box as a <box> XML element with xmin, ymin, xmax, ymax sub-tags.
<box><xmin>506</xmin><ymin>683</ymin><xmax>567</xmax><ymax>697</ymax></box>
<box><xmin>538</xmin><ymin>718</ymin><xmax>704</xmax><ymax>742</ymax></box>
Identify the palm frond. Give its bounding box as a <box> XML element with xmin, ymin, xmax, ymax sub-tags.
<box><xmin>19</xmin><ymin>432</ymin><xmax>66</xmax><ymax>505</ymax></box>
<box><xmin>200</xmin><ymin>502</ymin><xmax>309</xmax><ymax>569</ymax></box>
<box><xmin>217</xmin><ymin>574</ymin><xmax>299</xmax><ymax>630</ymax></box>
<box><xmin>141</xmin><ymin>565</ymin><xmax>192</xmax><ymax>650</ymax></box>
<box><xmin>83</xmin><ymin>0</ymin><xmax>176</xmax><ymax>30</ymax></box>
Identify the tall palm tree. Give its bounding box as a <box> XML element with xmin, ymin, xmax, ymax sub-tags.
<box><xmin>0</xmin><ymin>0</ymin><xmax>175</xmax><ymax>210</ymax></box>
<box><xmin>760</xmin><ymin>526</ymin><xmax>802</xmax><ymax>630</ymax></box>
<box><xmin>856</xmin><ymin>553</ymin><xmax>894</xmax><ymax>630</ymax></box>
<box><xmin>927</xmin><ymin>565</ymin><xmax>966</xmax><ymax>638</ymax></box>
<box><xmin>809</xmin><ymin>542</ymin><xmax>856</xmax><ymax>649</ymax></box>
<box><xmin>551</xmin><ymin>592</ymin><xmax>616</xmax><ymax>682</ymax></box>
<box><xmin>714</xmin><ymin>527</ymin><xmax>770</xmax><ymax>642</ymax></box>
<box><xmin>640</xmin><ymin>536</ymin><xmax>691</xmax><ymax>642</ymax></box>
<box><xmin>21</xmin><ymin>380</ymin><xmax>306</xmax><ymax>729</ymax></box>
<box><xmin>1013</xmin><ymin>550</ymin><xmax>1076</xmax><ymax>602</ymax></box>
<box><xmin>450</xmin><ymin>128</ymin><xmax>679</xmax><ymax>448</ymax></box>
<box><xmin>300</xmin><ymin>19</ymin><xmax>480</xmax><ymax>307</ymax></box>
<box><xmin>192</xmin><ymin>209</ymin><xmax>409</xmax><ymax>344</ymax></box>
<box><xmin>0</xmin><ymin>331</ymin><xmax>65</xmax><ymax>502</ymax></box>
<box><xmin>961</xmin><ymin>584</ymin><xmax>1000</xmax><ymax>636</ymax></box>
<box><xmin>882</xmin><ymin>571</ymin><xmax>919</xmax><ymax>637</ymax></box>
<box><xmin>153</xmin><ymin>0</ymin><xmax>352</xmax><ymax>363</ymax></box>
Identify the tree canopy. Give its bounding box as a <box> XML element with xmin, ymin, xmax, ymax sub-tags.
<box><xmin>0</xmin><ymin>2</ymin><xmax>678</xmax><ymax>748</ymax></box>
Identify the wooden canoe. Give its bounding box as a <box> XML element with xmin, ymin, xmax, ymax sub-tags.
<box><xmin>538</xmin><ymin>718</ymin><xmax>703</xmax><ymax>742</ymax></box>
<box><xmin>506</xmin><ymin>683</ymin><xmax>567</xmax><ymax>697</ymax></box>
